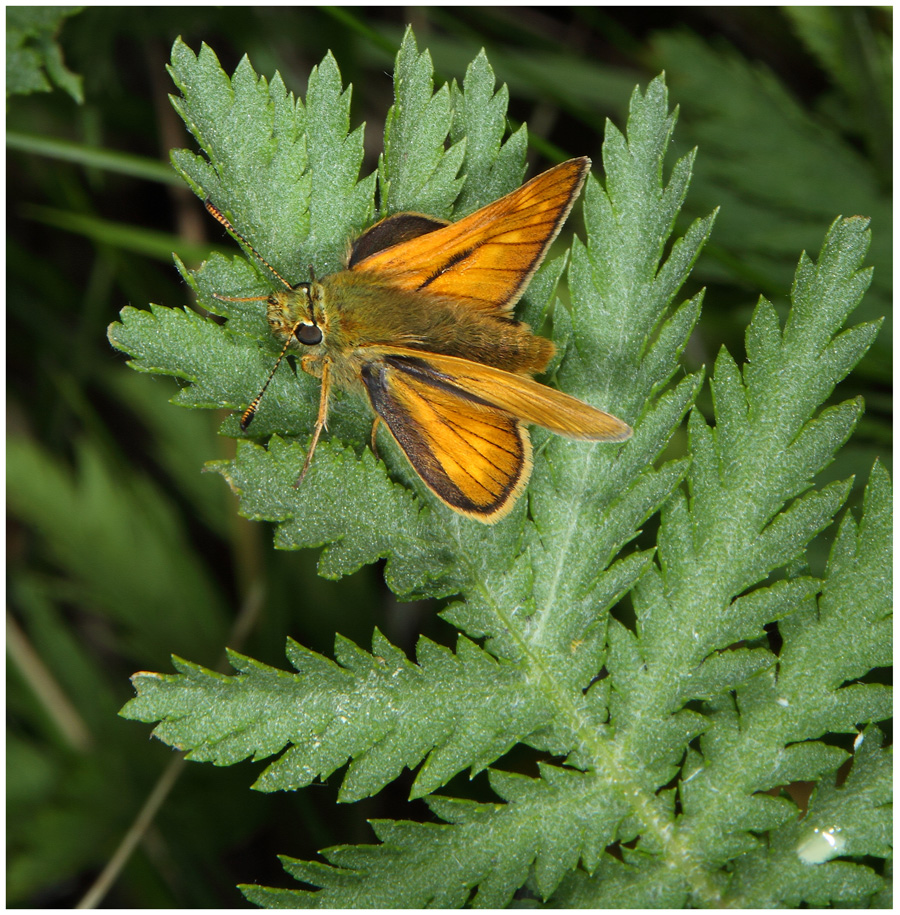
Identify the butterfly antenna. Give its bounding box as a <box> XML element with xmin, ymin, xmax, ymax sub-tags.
<box><xmin>205</xmin><ymin>199</ymin><xmax>292</xmax><ymax>290</ymax></box>
<box><xmin>240</xmin><ymin>328</ymin><xmax>299</xmax><ymax>430</ymax></box>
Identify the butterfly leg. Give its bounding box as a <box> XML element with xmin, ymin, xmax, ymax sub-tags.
<box><xmin>294</xmin><ymin>357</ymin><xmax>332</xmax><ymax>488</ymax></box>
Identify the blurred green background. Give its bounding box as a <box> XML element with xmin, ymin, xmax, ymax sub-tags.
<box><xmin>7</xmin><ymin>7</ymin><xmax>891</xmax><ymax>907</ymax></box>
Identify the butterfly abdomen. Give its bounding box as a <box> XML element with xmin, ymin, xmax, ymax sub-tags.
<box><xmin>436</xmin><ymin>307</ymin><xmax>554</xmax><ymax>376</ymax></box>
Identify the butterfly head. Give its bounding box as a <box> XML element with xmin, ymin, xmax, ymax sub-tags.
<box><xmin>266</xmin><ymin>281</ymin><xmax>328</xmax><ymax>349</ymax></box>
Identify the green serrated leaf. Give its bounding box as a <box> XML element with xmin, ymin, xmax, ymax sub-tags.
<box><xmin>379</xmin><ymin>27</ymin><xmax>465</xmax><ymax>218</ymax></box>
<box><xmin>448</xmin><ymin>48</ymin><xmax>527</xmax><ymax>216</ymax></box>
<box><xmin>121</xmin><ymin>631</ymin><xmax>563</xmax><ymax>803</ymax></box>
<box><xmin>112</xmin><ymin>37</ymin><xmax>888</xmax><ymax>909</ymax></box>
<box><xmin>247</xmin><ymin>763</ymin><xmax>630</xmax><ymax>907</ymax></box>
<box><xmin>726</xmin><ymin>725</ymin><xmax>891</xmax><ymax>906</ymax></box>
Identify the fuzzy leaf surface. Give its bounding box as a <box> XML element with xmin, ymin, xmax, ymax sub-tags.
<box><xmin>112</xmin><ymin>37</ymin><xmax>889</xmax><ymax>908</ymax></box>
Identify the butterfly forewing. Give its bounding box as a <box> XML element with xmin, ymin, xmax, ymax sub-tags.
<box><xmin>350</xmin><ymin>158</ymin><xmax>590</xmax><ymax>315</ymax></box>
<box><xmin>348</xmin><ymin>213</ymin><xmax>449</xmax><ymax>267</ymax></box>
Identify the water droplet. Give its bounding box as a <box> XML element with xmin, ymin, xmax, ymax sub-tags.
<box><xmin>796</xmin><ymin>826</ymin><xmax>846</xmax><ymax>864</ymax></box>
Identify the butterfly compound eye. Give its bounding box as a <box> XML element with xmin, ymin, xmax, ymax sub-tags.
<box><xmin>295</xmin><ymin>322</ymin><xmax>323</xmax><ymax>346</ymax></box>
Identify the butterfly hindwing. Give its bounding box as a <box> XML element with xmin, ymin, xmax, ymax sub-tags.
<box><xmin>361</xmin><ymin>356</ymin><xmax>532</xmax><ymax>521</ymax></box>
<box><xmin>361</xmin><ymin>347</ymin><xmax>632</xmax><ymax>442</ymax></box>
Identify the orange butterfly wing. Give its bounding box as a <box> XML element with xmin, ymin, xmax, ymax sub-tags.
<box><xmin>363</xmin><ymin>348</ymin><xmax>632</xmax><ymax>442</ymax></box>
<box><xmin>350</xmin><ymin>157</ymin><xmax>591</xmax><ymax>315</ymax></box>
<box><xmin>360</xmin><ymin>350</ymin><xmax>631</xmax><ymax>520</ymax></box>
<box><xmin>361</xmin><ymin>356</ymin><xmax>532</xmax><ymax>521</ymax></box>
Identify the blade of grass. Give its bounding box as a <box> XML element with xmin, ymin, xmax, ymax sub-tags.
<box><xmin>8</xmin><ymin>131</ymin><xmax>179</xmax><ymax>184</ymax></box>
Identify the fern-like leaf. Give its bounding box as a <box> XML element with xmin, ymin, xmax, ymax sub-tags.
<box><xmin>112</xmin><ymin>32</ymin><xmax>888</xmax><ymax>908</ymax></box>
